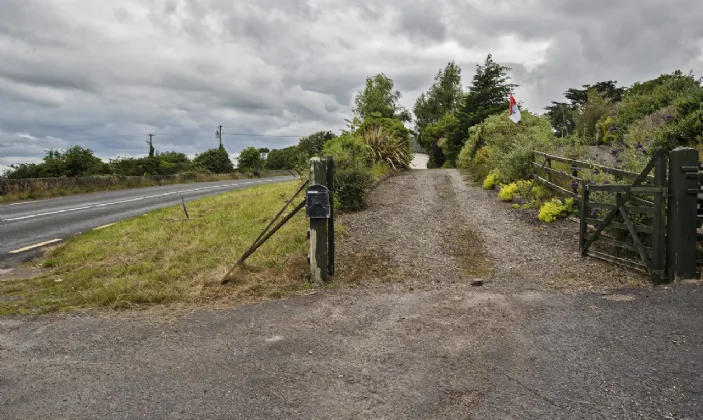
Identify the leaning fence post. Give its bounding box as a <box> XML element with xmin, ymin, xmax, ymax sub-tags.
<box><xmin>309</xmin><ymin>158</ymin><xmax>329</xmax><ymax>285</ymax></box>
<box><xmin>667</xmin><ymin>147</ymin><xmax>699</xmax><ymax>280</ymax></box>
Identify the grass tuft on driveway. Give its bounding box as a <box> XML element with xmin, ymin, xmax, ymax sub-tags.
<box><xmin>0</xmin><ymin>181</ymin><xmax>311</xmax><ymax>315</ymax></box>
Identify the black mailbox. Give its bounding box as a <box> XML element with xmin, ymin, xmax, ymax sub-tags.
<box><xmin>305</xmin><ymin>184</ymin><xmax>331</xmax><ymax>219</ymax></box>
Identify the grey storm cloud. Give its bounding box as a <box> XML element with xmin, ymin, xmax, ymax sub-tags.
<box><xmin>1</xmin><ymin>0</ymin><xmax>702</xmax><ymax>172</ymax></box>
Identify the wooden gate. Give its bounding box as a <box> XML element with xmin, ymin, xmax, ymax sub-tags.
<box><xmin>579</xmin><ymin>151</ymin><xmax>667</xmax><ymax>281</ymax></box>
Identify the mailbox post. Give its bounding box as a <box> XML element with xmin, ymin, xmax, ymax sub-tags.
<box><xmin>308</xmin><ymin>158</ymin><xmax>329</xmax><ymax>285</ymax></box>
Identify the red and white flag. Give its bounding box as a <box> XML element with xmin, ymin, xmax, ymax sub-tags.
<box><xmin>509</xmin><ymin>93</ymin><xmax>521</xmax><ymax>123</ymax></box>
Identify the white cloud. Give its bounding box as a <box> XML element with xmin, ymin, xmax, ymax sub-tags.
<box><xmin>1</xmin><ymin>0</ymin><xmax>702</xmax><ymax>168</ymax></box>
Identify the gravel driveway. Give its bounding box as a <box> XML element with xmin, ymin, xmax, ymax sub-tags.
<box><xmin>2</xmin><ymin>169</ymin><xmax>701</xmax><ymax>420</ymax></box>
<box><xmin>337</xmin><ymin>169</ymin><xmax>640</xmax><ymax>291</ymax></box>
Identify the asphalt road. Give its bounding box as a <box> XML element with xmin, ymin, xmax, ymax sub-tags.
<box><xmin>1</xmin><ymin>283</ymin><xmax>701</xmax><ymax>419</ymax></box>
<box><xmin>0</xmin><ymin>176</ymin><xmax>295</xmax><ymax>268</ymax></box>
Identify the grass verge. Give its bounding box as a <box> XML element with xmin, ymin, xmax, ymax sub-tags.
<box><xmin>0</xmin><ymin>181</ymin><xmax>312</xmax><ymax>315</ymax></box>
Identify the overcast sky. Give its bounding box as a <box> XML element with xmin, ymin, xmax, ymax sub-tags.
<box><xmin>1</xmin><ymin>0</ymin><xmax>702</xmax><ymax>173</ymax></box>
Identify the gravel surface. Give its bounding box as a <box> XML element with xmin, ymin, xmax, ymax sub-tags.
<box><xmin>337</xmin><ymin>169</ymin><xmax>643</xmax><ymax>292</ymax></box>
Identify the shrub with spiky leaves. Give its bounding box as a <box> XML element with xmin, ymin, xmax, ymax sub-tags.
<box><xmin>360</xmin><ymin>126</ymin><xmax>412</xmax><ymax>170</ymax></box>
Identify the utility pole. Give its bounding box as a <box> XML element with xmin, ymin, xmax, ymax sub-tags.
<box><xmin>217</xmin><ymin>125</ymin><xmax>223</xmax><ymax>148</ymax></box>
<box><xmin>147</xmin><ymin>134</ymin><xmax>155</xmax><ymax>158</ymax></box>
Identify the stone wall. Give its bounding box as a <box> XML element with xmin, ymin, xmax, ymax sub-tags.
<box><xmin>0</xmin><ymin>170</ymin><xmax>294</xmax><ymax>197</ymax></box>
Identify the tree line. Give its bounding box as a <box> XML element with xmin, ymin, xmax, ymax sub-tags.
<box><xmin>5</xmin><ymin>55</ymin><xmax>701</xmax><ymax>191</ymax></box>
<box><xmin>1</xmin><ymin>134</ymin><xmax>334</xmax><ymax>179</ymax></box>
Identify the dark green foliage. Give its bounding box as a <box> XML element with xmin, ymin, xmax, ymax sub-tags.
<box><xmin>657</xmin><ymin>87</ymin><xmax>703</xmax><ymax>148</ymax></box>
<box><xmin>544</xmin><ymin>102</ymin><xmax>578</xmax><ymax>138</ymax></box>
<box><xmin>297</xmin><ymin>131</ymin><xmax>337</xmax><ymax>159</ymax></box>
<box><xmin>413</xmin><ymin>62</ymin><xmax>464</xmax><ymax>166</ymax></box>
<box><xmin>4</xmin><ymin>146</ymin><xmax>109</xmax><ymax>179</ymax></box>
<box><xmin>4</xmin><ymin>163</ymin><xmax>43</xmax><ymax>179</ymax></box>
<box><xmin>617</xmin><ymin>71</ymin><xmax>701</xmax><ymax>129</ymax></box>
<box><xmin>155</xmin><ymin>152</ymin><xmax>191</xmax><ymax>175</ymax></box>
<box><xmin>265</xmin><ymin>146</ymin><xmax>298</xmax><ymax>170</ymax></box>
<box><xmin>333</xmin><ymin>166</ymin><xmax>373</xmax><ymax>212</ymax></box>
<box><xmin>110</xmin><ymin>157</ymin><xmax>149</xmax><ymax>176</ymax></box>
<box><xmin>236</xmin><ymin>146</ymin><xmax>263</xmax><ymax>172</ymax></box>
<box><xmin>545</xmin><ymin>82</ymin><xmax>625</xmax><ymax>140</ymax></box>
<box><xmin>421</xmin><ymin>112</ymin><xmax>458</xmax><ymax>167</ymax></box>
<box><xmin>322</xmin><ymin>133</ymin><xmax>372</xmax><ymax>168</ymax></box>
<box><xmin>351</xmin><ymin>74</ymin><xmax>410</xmax><ymax>126</ymax></box>
<box><xmin>357</xmin><ymin>114</ymin><xmax>411</xmax><ymax>145</ymax></box>
<box><xmin>447</xmin><ymin>54</ymin><xmax>518</xmax><ymax>165</ymax></box>
<box><xmin>111</xmin><ymin>151</ymin><xmax>193</xmax><ymax>176</ymax></box>
<box><xmin>328</xmin><ymin>72</ymin><xmax>412</xmax><ymax>210</ymax></box>
<box><xmin>321</xmin><ymin>133</ymin><xmax>376</xmax><ymax>211</ymax></box>
<box><xmin>194</xmin><ymin>146</ymin><xmax>234</xmax><ymax>174</ymax></box>
<box><xmin>564</xmin><ymin>81</ymin><xmax>624</xmax><ymax>108</ymax></box>
<box><xmin>361</xmin><ymin>126</ymin><xmax>412</xmax><ymax>170</ymax></box>
<box><xmin>59</xmin><ymin>146</ymin><xmax>109</xmax><ymax>177</ymax></box>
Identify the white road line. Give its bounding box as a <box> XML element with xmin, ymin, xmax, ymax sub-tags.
<box><xmin>9</xmin><ymin>239</ymin><xmax>63</xmax><ymax>254</ymax></box>
<box><xmin>1</xmin><ymin>181</ymin><xmax>255</xmax><ymax>222</ymax></box>
<box><xmin>93</xmin><ymin>223</ymin><xmax>116</xmax><ymax>231</ymax></box>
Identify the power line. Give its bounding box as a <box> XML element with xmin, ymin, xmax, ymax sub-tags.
<box><xmin>222</xmin><ymin>132</ymin><xmax>304</xmax><ymax>138</ymax></box>
<box><xmin>0</xmin><ymin>131</ymin><xmax>306</xmax><ymax>151</ymax></box>
<box><xmin>69</xmin><ymin>133</ymin><xmax>148</xmax><ymax>140</ymax></box>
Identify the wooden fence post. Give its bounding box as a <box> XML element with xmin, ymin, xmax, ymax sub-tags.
<box><xmin>309</xmin><ymin>158</ymin><xmax>328</xmax><ymax>285</ymax></box>
<box><xmin>667</xmin><ymin>148</ymin><xmax>699</xmax><ymax>280</ymax></box>
<box><xmin>651</xmin><ymin>152</ymin><xmax>667</xmax><ymax>281</ymax></box>
<box><xmin>326</xmin><ymin>156</ymin><xmax>335</xmax><ymax>276</ymax></box>
<box><xmin>579</xmin><ymin>187</ymin><xmax>590</xmax><ymax>254</ymax></box>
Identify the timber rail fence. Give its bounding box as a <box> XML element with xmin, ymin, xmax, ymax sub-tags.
<box><xmin>533</xmin><ymin>148</ymin><xmax>699</xmax><ymax>282</ymax></box>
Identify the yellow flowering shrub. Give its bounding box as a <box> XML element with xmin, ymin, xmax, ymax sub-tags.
<box><xmin>498</xmin><ymin>180</ymin><xmax>533</xmax><ymax>202</ymax></box>
<box><xmin>482</xmin><ymin>170</ymin><xmax>500</xmax><ymax>190</ymax></box>
<box><xmin>538</xmin><ymin>198</ymin><xmax>575</xmax><ymax>222</ymax></box>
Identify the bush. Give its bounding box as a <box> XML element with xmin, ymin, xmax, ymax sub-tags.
<box><xmin>370</xmin><ymin>163</ymin><xmax>392</xmax><ymax>180</ymax></box>
<box><xmin>494</xmin><ymin>140</ymin><xmax>537</xmax><ymax>183</ymax></box>
<box><xmin>334</xmin><ymin>167</ymin><xmax>373</xmax><ymax>212</ymax></box>
<box><xmin>194</xmin><ymin>146</ymin><xmax>234</xmax><ymax>174</ymax></box>
<box><xmin>538</xmin><ymin>198</ymin><xmax>575</xmax><ymax>223</ymax></box>
<box><xmin>482</xmin><ymin>170</ymin><xmax>499</xmax><ymax>190</ymax></box>
<box><xmin>322</xmin><ymin>133</ymin><xmax>373</xmax><ymax>168</ymax></box>
<box><xmin>498</xmin><ymin>183</ymin><xmax>518</xmax><ymax>201</ymax></box>
<box><xmin>498</xmin><ymin>180</ymin><xmax>532</xmax><ymax>202</ymax></box>
<box><xmin>360</xmin><ymin>126</ymin><xmax>411</xmax><ymax>170</ymax></box>
<box><xmin>459</xmin><ymin>110</ymin><xmax>554</xmax><ymax>185</ymax></box>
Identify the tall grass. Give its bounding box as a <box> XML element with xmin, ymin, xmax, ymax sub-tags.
<box><xmin>0</xmin><ymin>181</ymin><xmax>311</xmax><ymax>314</ymax></box>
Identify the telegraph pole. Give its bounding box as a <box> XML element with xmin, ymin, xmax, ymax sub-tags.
<box><xmin>147</xmin><ymin>134</ymin><xmax>155</xmax><ymax>158</ymax></box>
<box><xmin>217</xmin><ymin>125</ymin><xmax>223</xmax><ymax>148</ymax></box>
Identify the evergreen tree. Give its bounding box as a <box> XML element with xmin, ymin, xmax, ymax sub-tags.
<box><xmin>446</xmin><ymin>54</ymin><xmax>517</xmax><ymax>165</ymax></box>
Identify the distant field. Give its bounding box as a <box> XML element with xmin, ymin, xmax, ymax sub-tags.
<box><xmin>0</xmin><ymin>180</ymin><xmax>313</xmax><ymax>315</ymax></box>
